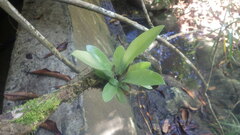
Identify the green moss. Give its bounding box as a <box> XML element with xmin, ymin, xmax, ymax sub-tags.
<box><xmin>12</xmin><ymin>94</ymin><xmax>61</xmax><ymax>126</ymax></box>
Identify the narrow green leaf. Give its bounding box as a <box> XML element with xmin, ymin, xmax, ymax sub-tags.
<box><xmin>86</xmin><ymin>45</ymin><xmax>112</xmax><ymax>70</ymax></box>
<box><xmin>123</xmin><ymin>25</ymin><xmax>164</xmax><ymax>68</ymax></box>
<box><xmin>109</xmin><ymin>78</ymin><xmax>119</xmax><ymax>87</ymax></box>
<box><xmin>128</xmin><ymin>62</ymin><xmax>151</xmax><ymax>72</ymax></box>
<box><xmin>228</xmin><ymin>30</ymin><xmax>233</xmax><ymax>58</ymax></box>
<box><xmin>120</xmin><ymin>83</ymin><xmax>130</xmax><ymax>91</ymax></box>
<box><xmin>72</xmin><ymin>50</ymin><xmax>104</xmax><ymax>70</ymax></box>
<box><xmin>94</xmin><ymin>70</ymin><xmax>109</xmax><ymax>80</ymax></box>
<box><xmin>102</xmin><ymin>83</ymin><xmax>118</xmax><ymax>102</ymax></box>
<box><xmin>116</xmin><ymin>89</ymin><xmax>127</xmax><ymax>103</ymax></box>
<box><xmin>142</xmin><ymin>85</ymin><xmax>153</xmax><ymax>89</ymax></box>
<box><xmin>122</xmin><ymin>69</ymin><xmax>165</xmax><ymax>86</ymax></box>
<box><xmin>112</xmin><ymin>46</ymin><xmax>125</xmax><ymax>74</ymax></box>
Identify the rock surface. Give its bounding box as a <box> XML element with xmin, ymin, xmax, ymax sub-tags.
<box><xmin>3</xmin><ymin>0</ymin><xmax>137</xmax><ymax>134</ymax></box>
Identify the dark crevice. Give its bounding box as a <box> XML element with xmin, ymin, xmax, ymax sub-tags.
<box><xmin>0</xmin><ymin>0</ymin><xmax>23</xmax><ymax>114</ymax></box>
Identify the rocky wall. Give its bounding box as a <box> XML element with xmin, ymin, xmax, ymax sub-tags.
<box><xmin>3</xmin><ymin>0</ymin><xmax>137</xmax><ymax>134</ymax></box>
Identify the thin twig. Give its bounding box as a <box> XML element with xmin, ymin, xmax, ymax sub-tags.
<box><xmin>137</xmin><ymin>94</ymin><xmax>153</xmax><ymax>134</ymax></box>
<box><xmin>0</xmin><ymin>0</ymin><xmax>81</xmax><ymax>73</ymax></box>
<box><xmin>140</xmin><ymin>0</ymin><xmax>154</xmax><ymax>27</ymax></box>
<box><xmin>203</xmin><ymin>7</ymin><xmax>231</xmax><ymax>135</ymax></box>
<box><xmin>56</xmin><ymin>0</ymin><xmax>207</xmax><ymax>88</ymax></box>
<box><xmin>166</xmin><ymin>30</ymin><xmax>200</xmax><ymax>40</ymax></box>
<box><xmin>140</xmin><ymin>51</ymin><xmax>162</xmax><ymax>73</ymax></box>
<box><xmin>205</xmin><ymin>93</ymin><xmax>224</xmax><ymax>135</ymax></box>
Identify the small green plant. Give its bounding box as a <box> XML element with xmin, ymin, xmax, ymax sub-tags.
<box><xmin>224</xmin><ymin>30</ymin><xmax>240</xmax><ymax>65</ymax></box>
<box><xmin>72</xmin><ymin>26</ymin><xmax>165</xmax><ymax>102</ymax></box>
<box><xmin>210</xmin><ymin>112</ymin><xmax>240</xmax><ymax>135</ymax></box>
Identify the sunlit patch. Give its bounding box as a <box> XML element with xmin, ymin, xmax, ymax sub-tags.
<box><xmin>92</xmin><ymin>110</ymin><xmax>137</xmax><ymax>135</ymax></box>
<box><xmin>173</xmin><ymin>0</ymin><xmax>240</xmax><ymax>40</ymax></box>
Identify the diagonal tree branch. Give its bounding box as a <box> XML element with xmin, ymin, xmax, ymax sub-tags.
<box><xmin>56</xmin><ymin>0</ymin><xmax>207</xmax><ymax>87</ymax></box>
<box><xmin>0</xmin><ymin>0</ymin><xmax>81</xmax><ymax>73</ymax></box>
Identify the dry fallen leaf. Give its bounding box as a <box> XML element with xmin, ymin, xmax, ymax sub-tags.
<box><xmin>33</xmin><ymin>14</ymin><xmax>43</xmax><ymax>20</ymax></box>
<box><xmin>146</xmin><ymin>112</ymin><xmax>153</xmax><ymax>121</ymax></box>
<box><xmin>4</xmin><ymin>91</ymin><xmax>39</xmax><ymax>101</ymax></box>
<box><xmin>54</xmin><ymin>85</ymin><xmax>64</xmax><ymax>89</ymax></box>
<box><xmin>108</xmin><ymin>19</ymin><xmax>120</xmax><ymax>25</ymax></box>
<box><xmin>180</xmin><ymin>108</ymin><xmax>190</xmax><ymax>126</ymax></box>
<box><xmin>217</xmin><ymin>60</ymin><xmax>227</xmax><ymax>67</ymax></box>
<box><xmin>30</xmin><ymin>68</ymin><xmax>71</xmax><ymax>81</ymax></box>
<box><xmin>40</xmin><ymin>119</ymin><xmax>62</xmax><ymax>135</ymax></box>
<box><xmin>208</xmin><ymin>86</ymin><xmax>216</xmax><ymax>91</ymax></box>
<box><xmin>44</xmin><ymin>41</ymin><xmax>68</xmax><ymax>58</ymax></box>
<box><xmin>181</xmin><ymin>108</ymin><xmax>188</xmax><ymax>121</ymax></box>
<box><xmin>162</xmin><ymin>119</ymin><xmax>170</xmax><ymax>133</ymax></box>
<box><xmin>183</xmin><ymin>101</ymin><xmax>199</xmax><ymax>111</ymax></box>
<box><xmin>181</xmin><ymin>87</ymin><xmax>196</xmax><ymax>99</ymax></box>
<box><xmin>198</xmin><ymin>96</ymin><xmax>207</xmax><ymax>106</ymax></box>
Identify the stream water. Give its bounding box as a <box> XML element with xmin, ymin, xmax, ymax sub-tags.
<box><xmin>110</xmin><ymin>1</ymin><xmax>240</xmax><ymax>134</ymax></box>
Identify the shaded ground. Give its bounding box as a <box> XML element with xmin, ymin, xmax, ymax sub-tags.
<box><xmin>0</xmin><ymin>0</ymin><xmax>23</xmax><ymax>113</ymax></box>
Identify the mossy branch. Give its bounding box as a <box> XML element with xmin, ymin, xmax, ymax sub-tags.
<box><xmin>0</xmin><ymin>73</ymin><xmax>100</xmax><ymax>135</ymax></box>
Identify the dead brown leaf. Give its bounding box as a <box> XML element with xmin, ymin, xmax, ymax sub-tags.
<box><xmin>181</xmin><ymin>108</ymin><xmax>188</xmax><ymax>122</ymax></box>
<box><xmin>40</xmin><ymin>119</ymin><xmax>62</xmax><ymax>135</ymax></box>
<box><xmin>162</xmin><ymin>119</ymin><xmax>170</xmax><ymax>133</ymax></box>
<box><xmin>181</xmin><ymin>87</ymin><xmax>196</xmax><ymax>99</ymax></box>
<box><xmin>4</xmin><ymin>91</ymin><xmax>39</xmax><ymax>101</ymax></box>
<box><xmin>33</xmin><ymin>14</ymin><xmax>43</xmax><ymax>20</ymax></box>
<box><xmin>183</xmin><ymin>101</ymin><xmax>199</xmax><ymax>111</ymax></box>
<box><xmin>44</xmin><ymin>41</ymin><xmax>68</xmax><ymax>58</ymax></box>
<box><xmin>54</xmin><ymin>85</ymin><xmax>64</xmax><ymax>89</ymax></box>
<box><xmin>30</xmin><ymin>68</ymin><xmax>71</xmax><ymax>81</ymax></box>
<box><xmin>146</xmin><ymin>112</ymin><xmax>152</xmax><ymax>121</ymax></box>
<box><xmin>180</xmin><ymin>108</ymin><xmax>191</xmax><ymax>126</ymax></box>
<box><xmin>108</xmin><ymin>19</ymin><xmax>120</xmax><ymax>25</ymax></box>
<box><xmin>198</xmin><ymin>96</ymin><xmax>207</xmax><ymax>106</ymax></box>
<box><xmin>208</xmin><ymin>86</ymin><xmax>216</xmax><ymax>91</ymax></box>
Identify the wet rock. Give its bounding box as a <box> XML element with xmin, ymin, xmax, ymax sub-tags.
<box><xmin>195</xmin><ymin>38</ymin><xmax>240</xmax><ymax>133</ymax></box>
<box><xmin>165</xmin><ymin>87</ymin><xmax>200</xmax><ymax>114</ymax></box>
<box><xmin>195</xmin><ymin>40</ymin><xmax>224</xmax><ymax>71</ymax></box>
<box><xmin>131</xmin><ymin>76</ymin><xmax>212</xmax><ymax>134</ymax></box>
<box><xmin>151</xmin><ymin>10</ymin><xmax>179</xmax><ymax>32</ymax></box>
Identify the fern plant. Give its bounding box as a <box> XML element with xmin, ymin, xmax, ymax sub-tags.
<box><xmin>72</xmin><ymin>26</ymin><xmax>165</xmax><ymax>102</ymax></box>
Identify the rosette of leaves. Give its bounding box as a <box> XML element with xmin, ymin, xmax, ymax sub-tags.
<box><xmin>72</xmin><ymin>26</ymin><xmax>165</xmax><ymax>103</ymax></box>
